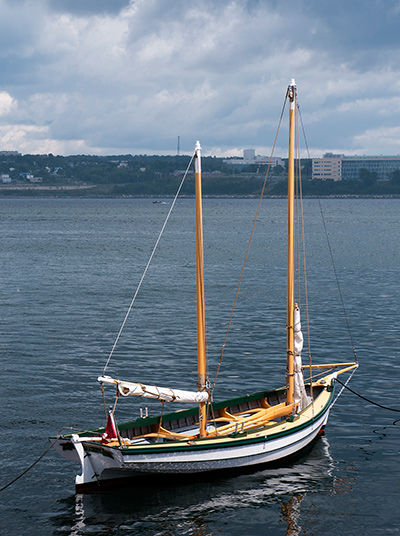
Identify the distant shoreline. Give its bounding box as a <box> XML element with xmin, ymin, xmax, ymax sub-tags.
<box><xmin>0</xmin><ymin>189</ymin><xmax>399</xmax><ymax>200</ymax></box>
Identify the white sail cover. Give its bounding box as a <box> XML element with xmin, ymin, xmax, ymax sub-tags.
<box><xmin>98</xmin><ymin>375</ymin><xmax>209</xmax><ymax>404</ymax></box>
<box><xmin>293</xmin><ymin>306</ymin><xmax>310</xmax><ymax>411</ymax></box>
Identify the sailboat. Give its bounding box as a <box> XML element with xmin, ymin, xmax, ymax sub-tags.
<box><xmin>53</xmin><ymin>80</ymin><xmax>358</xmax><ymax>492</ymax></box>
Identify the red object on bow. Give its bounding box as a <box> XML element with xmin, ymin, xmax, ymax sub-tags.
<box><xmin>101</xmin><ymin>411</ymin><xmax>118</xmax><ymax>444</ymax></box>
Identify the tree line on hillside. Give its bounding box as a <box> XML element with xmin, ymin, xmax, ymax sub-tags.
<box><xmin>0</xmin><ymin>153</ymin><xmax>400</xmax><ymax>195</ymax></box>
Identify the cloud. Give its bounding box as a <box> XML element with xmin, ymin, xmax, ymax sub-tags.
<box><xmin>47</xmin><ymin>0</ymin><xmax>130</xmax><ymax>15</ymax></box>
<box><xmin>337</xmin><ymin>95</ymin><xmax>400</xmax><ymax>116</ymax></box>
<box><xmin>0</xmin><ymin>120</ymin><xmax>113</xmax><ymax>154</ymax></box>
<box><xmin>0</xmin><ymin>91</ymin><xmax>17</xmax><ymax>116</ymax></box>
<box><xmin>1</xmin><ymin>0</ymin><xmax>400</xmax><ymax>155</ymax></box>
<box><xmin>353</xmin><ymin>126</ymin><xmax>400</xmax><ymax>155</ymax></box>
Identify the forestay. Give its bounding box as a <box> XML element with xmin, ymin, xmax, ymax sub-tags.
<box><xmin>98</xmin><ymin>375</ymin><xmax>209</xmax><ymax>403</ymax></box>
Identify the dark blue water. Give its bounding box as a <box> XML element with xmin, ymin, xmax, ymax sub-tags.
<box><xmin>0</xmin><ymin>198</ymin><xmax>399</xmax><ymax>535</ymax></box>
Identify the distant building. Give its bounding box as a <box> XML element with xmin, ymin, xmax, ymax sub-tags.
<box><xmin>341</xmin><ymin>156</ymin><xmax>400</xmax><ymax>180</ymax></box>
<box><xmin>1</xmin><ymin>174</ymin><xmax>11</xmax><ymax>183</ymax></box>
<box><xmin>254</xmin><ymin>155</ymin><xmax>284</xmax><ymax>167</ymax></box>
<box><xmin>312</xmin><ymin>154</ymin><xmax>400</xmax><ymax>181</ymax></box>
<box><xmin>243</xmin><ymin>149</ymin><xmax>256</xmax><ymax>162</ymax></box>
<box><xmin>22</xmin><ymin>174</ymin><xmax>42</xmax><ymax>183</ymax></box>
<box><xmin>224</xmin><ymin>149</ymin><xmax>284</xmax><ymax>168</ymax></box>
<box><xmin>312</xmin><ymin>154</ymin><xmax>343</xmax><ymax>181</ymax></box>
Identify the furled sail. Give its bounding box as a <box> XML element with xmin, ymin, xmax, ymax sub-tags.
<box><xmin>98</xmin><ymin>375</ymin><xmax>209</xmax><ymax>403</ymax></box>
<box><xmin>293</xmin><ymin>305</ymin><xmax>310</xmax><ymax>410</ymax></box>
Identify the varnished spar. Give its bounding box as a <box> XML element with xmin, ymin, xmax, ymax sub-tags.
<box><xmin>194</xmin><ymin>141</ymin><xmax>208</xmax><ymax>437</ymax></box>
<box><xmin>286</xmin><ymin>79</ymin><xmax>296</xmax><ymax>406</ymax></box>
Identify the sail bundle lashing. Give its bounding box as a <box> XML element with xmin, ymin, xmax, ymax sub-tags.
<box><xmin>293</xmin><ymin>305</ymin><xmax>310</xmax><ymax>410</ymax></box>
<box><xmin>98</xmin><ymin>375</ymin><xmax>209</xmax><ymax>404</ymax></box>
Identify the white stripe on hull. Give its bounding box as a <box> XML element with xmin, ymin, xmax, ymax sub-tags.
<box><xmin>79</xmin><ymin>410</ymin><xmax>329</xmax><ymax>487</ymax></box>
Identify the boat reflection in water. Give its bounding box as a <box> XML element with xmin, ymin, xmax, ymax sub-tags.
<box><xmin>57</xmin><ymin>436</ymin><xmax>348</xmax><ymax>536</ymax></box>
<box><xmin>281</xmin><ymin>495</ymin><xmax>304</xmax><ymax>536</ymax></box>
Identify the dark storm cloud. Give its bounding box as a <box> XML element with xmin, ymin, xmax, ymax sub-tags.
<box><xmin>0</xmin><ymin>0</ymin><xmax>400</xmax><ymax>155</ymax></box>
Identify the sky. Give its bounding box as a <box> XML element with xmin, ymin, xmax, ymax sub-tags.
<box><xmin>1</xmin><ymin>0</ymin><xmax>400</xmax><ymax>157</ymax></box>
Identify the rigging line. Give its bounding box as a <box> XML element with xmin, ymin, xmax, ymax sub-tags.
<box><xmin>317</xmin><ymin>201</ymin><xmax>358</xmax><ymax>362</ymax></box>
<box><xmin>295</xmin><ymin>103</ymin><xmax>302</xmax><ymax>304</ymax></box>
<box><xmin>156</xmin><ymin>401</ymin><xmax>166</xmax><ymax>443</ymax></box>
<box><xmin>330</xmin><ymin>367</ymin><xmax>357</xmax><ymax>409</ymax></box>
<box><xmin>196</xmin><ymin>180</ymin><xmax>210</xmax><ymax>396</ymax></box>
<box><xmin>295</xmin><ymin>102</ymin><xmax>301</xmax><ymax>306</ymax></box>
<box><xmin>101</xmin><ymin>153</ymin><xmax>195</xmax><ymax>377</ymax></box>
<box><xmin>211</xmin><ymin>90</ymin><xmax>289</xmax><ymax>394</ymax></box>
<box><xmin>303</xmin><ymin>368</ymin><xmax>335</xmax><ymax>382</ymax></box>
<box><xmin>297</xmin><ymin>105</ymin><xmax>358</xmax><ymax>364</ymax></box>
<box><xmin>100</xmin><ymin>383</ymin><xmax>107</xmax><ymax>420</ymax></box>
<box><xmin>335</xmin><ymin>377</ymin><xmax>400</xmax><ymax>413</ymax></box>
<box><xmin>198</xmin><ymin>221</ymin><xmax>209</xmax><ymax>386</ymax></box>
<box><xmin>295</xmin><ymin>160</ymin><xmax>301</xmax><ymax>301</ymax></box>
<box><xmin>295</xmin><ymin>101</ymin><xmax>313</xmax><ymax>399</ymax></box>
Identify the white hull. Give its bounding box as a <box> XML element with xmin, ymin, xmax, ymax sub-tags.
<box><xmin>54</xmin><ymin>403</ymin><xmax>330</xmax><ymax>492</ymax></box>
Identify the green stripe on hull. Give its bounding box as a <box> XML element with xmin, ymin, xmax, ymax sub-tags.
<box><xmin>90</xmin><ymin>387</ymin><xmax>334</xmax><ymax>456</ymax></box>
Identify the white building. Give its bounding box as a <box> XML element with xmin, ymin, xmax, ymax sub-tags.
<box><xmin>1</xmin><ymin>174</ymin><xmax>11</xmax><ymax>183</ymax></box>
<box><xmin>243</xmin><ymin>149</ymin><xmax>256</xmax><ymax>162</ymax></box>
<box><xmin>312</xmin><ymin>154</ymin><xmax>343</xmax><ymax>181</ymax></box>
<box><xmin>254</xmin><ymin>155</ymin><xmax>284</xmax><ymax>167</ymax></box>
<box><xmin>312</xmin><ymin>153</ymin><xmax>400</xmax><ymax>181</ymax></box>
<box><xmin>224</xmin><ymin>149</ymin><xmax>284</xmax><ymax>168</ymax></box>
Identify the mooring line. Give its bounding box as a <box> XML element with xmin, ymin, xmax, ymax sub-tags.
<box><xmin>0</xmin><ymin>427</ymin><xmax>76</xmax><ymax>493</ymax></box>
<box><xmin>335</xmin><ymin>377</ymin><xmax>400</xmax><ymax>413</ymax></box>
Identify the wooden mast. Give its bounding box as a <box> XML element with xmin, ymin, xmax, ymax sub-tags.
<box><xmin>286</xmin><ymin>80</ymin><xmax>296</xmax><ymax>406</ymax></box>
<box><xmin>194</xmin><ymin>141</ymin><xmax>208</xmax><ymax>437</ymax></box>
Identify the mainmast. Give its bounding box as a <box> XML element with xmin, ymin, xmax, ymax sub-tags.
<box><xmin>194</xmin><ymin>141</ymin><xmax>208</xmax><ymax>437</ymax></box>
<box><xmin>286</xmin><ymin>79</ymin><xmax>296</xmax><ymax>406</ymax></box>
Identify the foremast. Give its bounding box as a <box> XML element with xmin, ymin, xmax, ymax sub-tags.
<box><xmin>286</xmin><ymin>79</ymin><xmax>296</xmax><ymax>407</ymax></box>
<box><xmin>194</xmin><ymin>141</ymin><xmax>208</xmax><ymax>437</ymax></box>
